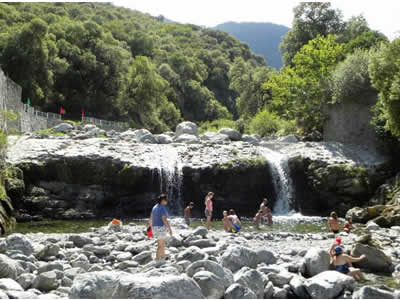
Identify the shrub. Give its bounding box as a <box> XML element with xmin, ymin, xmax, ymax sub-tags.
<box><xmin>199</xmin><ymin>119</ymin><xmax>237</xmax><ymax>134</ymax></box>
<box><xmin>249</xmin><ymin>109</ymin><xmax>297</xmax><ymax>137</ymax></box>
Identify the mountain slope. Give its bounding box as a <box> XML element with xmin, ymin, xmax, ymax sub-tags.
<box><xmin>214</xmin><ymin>22</ymin><xmax>290</xmax><ymax>69</ymax></box>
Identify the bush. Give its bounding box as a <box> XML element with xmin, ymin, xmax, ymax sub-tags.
<box><xmin>330</xmin><ymin>49</ymin><xmax>375</xmax><ymax>103</ymax></box>
<box><xmin>249</xmin><ymin>109</ymin><xmax>297</xmax><ymax>137</ymax></box>
<box><xmin>199</xmin><ymin>119</ymin><xmax>237</xmax><ymax>134</ymax></box>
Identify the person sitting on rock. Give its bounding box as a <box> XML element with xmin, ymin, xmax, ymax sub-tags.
<box><xmin>328</xmin><ymin>211</ymin><xmax>340</xmax><ymax>233</ymax></box>
<box><xmin>332</xmin><ymin>246</ymin><xmax>366</xmax><ymax>280</ymax></box>
<box><xmin>343</xmin><ymin>216</ymin><xmax>353</xmax><ymax>233</ymax></box>
<box><xmin>228</xmin><ymin>209</ymin><xmax>242</xmax><ymax>233</ymax></box>
<box><xmin>222</xmin><ymin>210</ymin><xmax>230</xmax><ymax>232</ymax></box>
<box><xmin>254</xmin><ymin>198</ymin><xmax>272</xmax><ymax>229</ymax></box>
<box><xmin>184</xmin><ymin>202</ymin><xmax>194</xmax><ymax>226</ymax></box>
<box><xmin>108</xmin><ymin>218</ymin><xmax>122</xmax><ymax>231</ymax></box>
<box><xmin>329</xmin><ymin>236</ymin><xmax>353</xmax><ymax>267</ymax></box>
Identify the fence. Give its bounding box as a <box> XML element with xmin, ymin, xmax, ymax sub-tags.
<box><xmin>82</xmin><ymin>116</ymin><xmax>129</xmax><ymax>131</ymax></box>
<box><xmin>22</xmin><ymin>104</ymin><xmax>62</xmax><ymax>120</ymax></box>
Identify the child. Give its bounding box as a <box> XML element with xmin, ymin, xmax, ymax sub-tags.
<box><xmin>343</xmin><ymin>216</ymin><xmax>353</xmax><ymax>233</ymax></box>
<box><xmin>222</xmin><ymin>210</ymin><xmax>230</xmax><ymax>232</ymax></box>
<box><xmin>184</xmin><ymin>202</ymin><xmax>194</xmax><ymax>226</ymax></box>
<box><xmin>228</xmin><ymin>209</ymin><xmax>242</xmax><ymax>233</ymax></box>
<box><xmin>328</xmin><ymin>211</ymin><xmax>340</xmax><ymax>233</ymax></box>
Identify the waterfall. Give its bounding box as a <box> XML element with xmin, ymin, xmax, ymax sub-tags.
<box><xmin>259</xmin><ymin>148</ymin><xmax>295</xmax><ymax>215</ymax></box>
<box><xmin>146</xmin><ymin>145</ymin><xmax>184</xmax><ymax>216</ymax></box>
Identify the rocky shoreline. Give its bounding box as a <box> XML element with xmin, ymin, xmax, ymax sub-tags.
<box><xmin>0</xmin><ymin>221</ymin><xmax>399</xmax><ymax>299</ymax></box>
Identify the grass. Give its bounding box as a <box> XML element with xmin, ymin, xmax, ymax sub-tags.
<box><xmin>37</xmin><ymin>128</ymin><xmax>66</xmax><ymax>137</ymax></box>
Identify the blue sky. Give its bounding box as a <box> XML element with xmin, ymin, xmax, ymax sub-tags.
<box><xmin>113</xmin><ymin>0</ymin><xmax>400</xmax><ymax>40</ymax></box>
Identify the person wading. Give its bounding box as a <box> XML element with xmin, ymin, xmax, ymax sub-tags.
<box><xmin>204</xmin><ymin>192</ymin><xmax>214</xmax><ymax>230</ymax></box>
<box><xmin>149</xmin><ymin>194</ymin><xmax>172</xmax><ymax>260</ymax></box>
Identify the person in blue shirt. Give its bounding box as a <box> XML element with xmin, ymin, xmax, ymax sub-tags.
<box><xmin>149</xmin><ymin>194</ymin><xmax>173</xmax><ymax>260</ymax></box>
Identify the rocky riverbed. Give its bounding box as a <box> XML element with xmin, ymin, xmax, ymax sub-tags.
<box><xmin>0</xmin><ymin>220</ymin><xmax>399</xmax><ymax>299</ymax></box>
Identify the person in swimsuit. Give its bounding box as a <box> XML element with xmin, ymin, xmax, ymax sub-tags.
<box><xmin>328</xmin><ymin>211</ymin><xmax>340</xmax><ymax>233</ymax></box>
<box><xmin>332</xmin><ymin>246</ymin><xmax>366</xmax><ymax>280</ymax></box>
<box><xmin>343</xmin><ymin>216</ymin><xmax>353</xmax><ymax>233</ymax></box>
<box><xmin>184</xmin><ymin>202</ymin><xmax>194</xmax><ymax>226</ymax></box>
<box><xmin>228</xmin><ymin>209</ymin><xmax>242</xmax><ymax>233</ymax></box>
<box><xmin>254</xmin><ymin>198</ymin><xmax>272</xmax><ymax>229</ymax></box>
<box><xmin>222</xmin><ymin>210</ymin><xmax>230</xmax><ymax>232</ymax></box>
<box><xmin>204</xmin><ymin>192</ymin><xmax>214</xmax><ymax>230</ymax></box>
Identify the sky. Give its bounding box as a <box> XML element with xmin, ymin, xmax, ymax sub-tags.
<box><xmin>112</xmin><ymin>0</ymin><xmax>400</xmax><ymax>40</ymax></box>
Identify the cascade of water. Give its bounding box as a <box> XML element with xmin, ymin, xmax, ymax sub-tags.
<box><xmin>259</xmin><ymin>148</ymin><xmax>295</xmax><ymax>215</ymax></box>
<box><xmin>145</xmin><ymin>145</ymin><xmax>184</xmax><ymax>215</ymax></box>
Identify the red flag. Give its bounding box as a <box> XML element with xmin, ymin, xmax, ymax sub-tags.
<box><xmin>81</xmin><ymin>108</ymin><xmax>85</xmax><ymax>117</ymax></box>
<box><xmin>60</xmin><ymin>107</ymin><xmax>66</xmax><ymax>115</ymax></box>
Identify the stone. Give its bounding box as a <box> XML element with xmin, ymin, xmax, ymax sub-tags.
<box><xmin>0</xmin><ymin>278</ymin><xmax>23</xmax><ymax>291</ymax></box>
<box><xmin>278</xmin><ymin>135</ymin><xmax>298</xmax><ymax>143</ymax></box>
<box><xmin>174</xmin><ymin>134</ymin><xmax>199</xmax><ymax>144</ymax></box>
<box><xmin>366</xmin><ymin>221</ymin><xmax>380</xmax><ymax>231</ymax></box>
<box><xmin>200</xmin><ymin>132</ymin><xmax>230</xmax><ymax>144</ymax></box>
<box><xmin>6</xmin><ymin>234</ymin><xmax>34</xmax><ymax>256</ymax></box>
<box><xmin>351</xmin><ymin>243</ymin><xmax>393</xmax><ymax>273</ymax></box>
<box><xmin>134</xmin><ymin>129</ymin><xmax>157</xmax><ymax>143</ymax></box>
<box><xmin>255</xmin><ymin>248</ymin><xmax>278</xmax><ymax>265</ymax></box>
<box><xmin>186</xmin><ymin>239</ymin><xmax>216</xmax><ymax>249</ymax></box>
<box><xmin>289</xmin><ymin>275</ymin><xmax>309</xmax><ymax>299</ymax></box>
<box><xmin>68</xmin><ymin>235</ymin><xmax>93</xmax><ymax>248</ymax></box>
<box><xmin>192</xmin><ymin>226</ymin><xmax>209</xmax><ymax>238</ymax></box>
<box><xmin>218</xmin><ymin>128</ymin><xmax>242</xmax><ymax>141</ymax></box>
<box><xmin>17</xmin><ymin>273</ymin><xmax>36</xmax><ymax>290</ymax></box>
<box><xmin>35</xmin><ymin>244</ymin><xmax>60</xmax><ymax>260</ymax></box>
<box><xmin>352</xmin><ymin>286</ymin><xmax>394</xmax><ymax>299</ymax></box>
<box><xmin>64</xmin><ymin>267</ymin><xmax>84</xmax><ymax>280</ymax></box>
<box><xmin>116</xmin><ymin>252</ymin><xmax>133</xmax><ymax>262</ymax></box>
<box><xmin>167</xmin><ymin>236</ymin><xmax>183</xmax><ymax>248</ymax></box>
<box><xmin>176</xmin><ymin>246</ymin><xmax>207</xmax><ymax>263</ymax></box>
<box><xmin>267</xmin><ymin>271</ymin><xmax>294</xmax><ymax>288</ymax></box>
<box><xmin>32</xmin><ymin>271</ymin><xmax>59</xmax><ymax>292</ymax></box>
<box><xmin>0</xmin><ymin>290</ymin><xmax>8</xmax><ymax>299</ymax></box>
<box><xmin>301</xmin><ymin>248</ymin><xmax>330</xmax><ymax>277</ymax></box>
<box><xmin>221</xmin><ymin>246</ymin><xmax>259</xmax><ymax>273</ymax></box>
<box><xmin>186</xmin><ymin>260</ymin><xmax>234</xmax><ymax>289</ymax></box>
<box><xmin>264</xmin><ymin>281</ymin><xmax>274</xmax><ymax>299</ymax></box>
<box><xmin>234</xmin><ymin>267</ymin><xmax>264</xmax><ymax>298</ymax></box>
<box><xmin>242</xmin><ymin>135</ymin><xmax>260</xmax><ymax>145</ymax></box>
<box><xmin>125</xmin><ymin>243</ymin><xmax>150</xmax><ymax>255</ymax></box>
<box><xmin>37</xmin><ymin>262</ymin><xmax>64</xmax><ymax>274</ymax></box>
<box><xmin>346</xmin><ymin>207</ymin><xmax>369</xmax><ymax>223</ymax></box>
<box><xmin>154</xmin><ymin>134</ymin><xmax>172</xmax><ymax>144</ymax></box>
<box><xmin>272</xmin><ymin>287</ymin><xmax>289</xmax><ymax>299</ymax></box>
<box><xmin>224</xmin><ymin>283</ymin><xmax>257</xmax><ymax>299</ymax></box>
<box><xmin>71</xmin><ymin>254</ymin><xmax>90</xmax><ymax>271</ymax></box>
<box><xmin>132</xmin><ymin>251</ymin><xmax>153</xmax><ymax>265</ymax></box>
<box><xmin>192</xmin><ymin>270</ymin><xmax>225</xmax><ymax>299</ymax></box>
<box><xmin>0</xmin><ymin>254</ymin><xmax>19</xmax><ymax>279</ymax></box>
<box><xmin>176</xmin><ymin>121</ymin><xmax>199</xmax><ymax>137</ymax></box>
<box><xmin>304</xmin><ymin>271</ymin><xmax>355</xmax><ymax>299</ymax></box>
<box><xmin>7</xmin><ymin>291</ymin><xmax>39</xmax><ymax>299</ymax></box>
<box><xmin>69</xmin><ymin>271</ymin><xmax>125</xmax><ymax>299</ymax></box>
<box><xmin>112</xmin><ymin>273</ymin><xmax>204</xmax><ymax>299</ymax></box>
<box><xmin>53</xmin><ymin>123</ymin><xmax>74</xmax><ymax>133</ymax></box>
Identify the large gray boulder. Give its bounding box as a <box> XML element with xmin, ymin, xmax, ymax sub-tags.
<box><xmin>346</xmin><ymin>207</ymin><xmax>369</xmax><ymax>223</ymax></box>
<box><xmin>0</xmin><ymin>254</ymin><xmax>19</xmax><ymax>279</ymax></box>
<box><xmin>242</xmin><ymin>135</ymin><xmax>260</xmax><ymax>145</ymax></box>
<box><xmin>132</xmin><ymin>251</ymin><xmax>153</xmax><ymax>265</ymax></box>
<box><xmin>218</xmin><ymin>128</ymin><xmax>242</xmax><ymax>141</ymax></box>
<box><xmin>289</xmin><ymin>274</ymin><xmax>309</xmax><ymax>299</ymax></box>
<box><xmin>0</xmin><ymin>278</ymin><xmax>23</xmax><ymax>291</ymax></box>
<box><xmin>301</xmin><ymin>248</ymin><xmax>330</xmax><ymax>277</ymax></box>
<box><xmin>154</xmin><ymin>134</ymin><xmax>173</xmax><ymax>144</ymax></box>
<box><xmin>174</xmin><ymin>134</ymin><xmax>199</xmax><ymax>144</ymax></box>
<box><xmin>304</xmin><ymin>271</ymin><xmax>355</xmax><ymax>299</ymax></box>
<box><xmin>6</xmin><ymin>234</ymin><xmax>34</xmax><ymax>256</ymax></box>
<box><xmin>32</xmin><ymin>271</ymin><xmax>59</xmax><ymax>292</ymax></box>
<box><xmin>68</xmin><ymin>235</ymin><xmax>93</xmax><ymax>248</ymax></box>
<box><xmin>69</xmin><ymin>271</ymin><xmax>125</xmax><ymax>299</ymax></box>
<box><xmin>35</xmin><ymin>244</ymin><xmax>60</xmax><ymax>260</ymax></box>
<box><xmin>351</xmin><ymin>243</ymin><xmax>393</xmax><ymax>273</ymax></box>
<box><xmin>186</xmin><ymin>260</ymin><xmax>233</xmax><ymax>289</ymax></box>
<box><xmin>352</xmin><ymin>286</ymin><xmax>394</xmax><ymax>299</ymax></box>
<box><xmin>112</xmin><ymin>273</ymin><xmax>204</xmax><ymax>299</ymax></box>
<box><xmin>200</xmin><ymin>132</ymin><xmax>230</xmax><ymax>144</ymax></box>
<box><xmin>234</xmin><ymin>267</ymin><xmax>265</xmax><ymax>299</ymax></box>
<box><xmin>255</xmin><ymin>248</ymin><xmax>278</xmax><ymax>265</ymax></box>
<box><xmin>267</xmin><ymin>271</ymin><xmax>294</xmax><ymax>288</ymax></box>
<box><xmin>176</xmin><ymin>246</ymin><xmax>207</xmax><ymax>263</ymax></box>
<box><xmin>53</xmin><ymin>123</ymin><xmax>74</xmax><ymax>133</ymax></box>
<box><xmin>176</xmin><ymin>122</ymin><xmax>198</xmax><ymax>137</ymax></box>
<box><xmin>133</xmin><ymin>129</ymin><xmax>157</xmax><ymax>143</ymax></box>
<box><xmin>191</xmin><ymin>226</ymin><xmax>208</xmax><ymax>238</ymax></box>
<box><xmin>17</xmin><ymin>273</ymin><xmax>36</xmax><ymax>290</ymax></box>
<box><xmin>192</xmin><ymin>271</ymin><xmax>225</xmax><ymax>299</ymax></box>
<box><xmin>224</xmin><ymin>283</ymin><xmax>257</xmax><ymax>299</ymax></box>
<box><xmin>221</xmin><ymin>246</ymin><xmax>259</xmax><ymax>273</ymax></box>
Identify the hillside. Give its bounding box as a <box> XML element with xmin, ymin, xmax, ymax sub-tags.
<box><xmin>214</xmin><ymin>22</ymin><xmax>290</xmax><ymax>69</ymax></box>
<box><xmin>0</xmin><ymin>2</ymin><xmax>269</xmax><ymax>132</ymax></box>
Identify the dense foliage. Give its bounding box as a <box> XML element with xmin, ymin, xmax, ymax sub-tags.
<box><xmin>0</xmin><ymin>2</ymin><xmax>265</xmax><ymax>132</ymax></box>
<box><xmin>215</xmin><ymin>22</ymin><xmax>289</xmax><ymax>69</ymax></box>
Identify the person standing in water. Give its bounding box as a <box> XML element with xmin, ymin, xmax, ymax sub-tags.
<box><xmin>149</xmin><ymin>194</ymin><xmax>172</xmax><ymax>261</ymax></box>
<box><xmin>184</xmin><ymin>202</ymin><xmax>194</xmax><ymax>226</ymax></box>
<box><xmin>254</xmin><ymin>198</ymin><xmax>272</xmax><ymax>229</ymax></box>
<box><xmin>204</xmin><ymin>192</ymin><xmax>214</xmax><ymax>230</ymax></box>
<box><xmin>328</xmin><ymin>211</ymin><xmax>340</xmax><ymax>233</ymax></box>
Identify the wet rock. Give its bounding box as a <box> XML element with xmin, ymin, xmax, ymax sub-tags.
<box><xmin>176</xmin><ymin>246</ymin><xmax>206</xmax><ymax>263</ymax></box>
<box><xmin>0</xmin><ymin>254</ymin><xmax>19</xmax><ymax>279</ymax></box>
<box><xmin>234</xmin><ymin>267</ymin><xmax>264</xmax><ymax>298</ymax></box>
<box><xmin>192</xmin><ymin>270</ymin><xmax>225</xmax><ymax>299</ymax></box>
<box><xmin>351</xmin><ymin>243</ymin><xmax>393</xmax><ymax>273</ymax></box>
<box><xmin>301</xmin><ymin>248</ymin><xmax>330</xmax><ymax>277</ymax></box>
<box><xmin>352</xmin><ymin>286</ymin><xmax>394</xmax><ymax>299</ymax></box>
<box><xmin>186</xmin><ymin>260</ymin><xmax>233</xmax><ymax>289</ymax></box>
<box><xmin>224</xmin><ymin>283</ymin><xmax>257</xmax><ymax>299</ymax></box>
<box><xmin>32</xmin><ymin>271</ymin><xmax>59</xmax><ymax>292</ymax></box>
<box><xmin>304</xmin><ymin>271</ymin><xmax>355</xmax><ymax>299</ymax></box>
<box><xmin>176</xmin><ymin>122</ymin><xmax>198</xmax><ymax>137</ymax></box>
<box><xmin>218</xmin><ymin>128</ymin><xmax>242</xmax><ymax>141</ymax></box>
<box><xmin>6</xmin><ymin>234</ymin><xmax>34</xmax><ymax>256</ymax></box>
<box><xmin>0</xmin><ymin>278</ymin><xmax>23</xmax><ymax>291</ymax></box>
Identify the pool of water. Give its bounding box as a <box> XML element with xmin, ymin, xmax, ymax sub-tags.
<box><xmin>11</xmin><ymin>215</ymin><xmax>328</xmax><ymax>235</ymax></box>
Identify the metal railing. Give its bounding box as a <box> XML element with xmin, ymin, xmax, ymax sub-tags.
<box><xmin>22</xmin><ymin>104</ymin><xmax>62</xmax><ymax>120</ymax></box>
<box><xmin>82</xmin><ymin>116</ymin><xmax>129</xmax><ymax>129</ymax></box>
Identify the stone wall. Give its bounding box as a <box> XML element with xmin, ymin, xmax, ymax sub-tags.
<box><xmin>0</xmin><ymin>68</ymin><xmax>22</xmax><ymax>132</ymax></box>
<box><xmin>323</xmin><ymin>93</ymin><xmax>382</xmax><ymax>151</ymax></box>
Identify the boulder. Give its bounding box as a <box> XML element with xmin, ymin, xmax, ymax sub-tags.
<box><xmin>112</xmin><ymin>273</ymin><xmax>204</xmax><ymax>299</ymax></box>
<box><xmin>218</xmin><ymin>128</ymin><xmax>242</xmax><ymax>141</ymax></box>
<box><xmin>69</xmin><ymin>271</ymin><xmax>126</xmax><ymax>299</ymax></box>
<box><xmin>37</xmin><ymin>262</ymin><xmax>64</xmax><ymax>274</ymax></box>
<box><xmin>304</xmin><ymin>271</ymin><xmax>355</xmax><ymax>299</ymax></box>
<box><xmin>366</xmin><ymin>221</ymin><xmax>380</xmax><ymax>231</ymax></box>
<box><xmin>200</xmin><ymin>132</ymin><xmax>230</xmax><ymax>144</ymax></box>
<box><xmin>351</xmin><ymin>243</ymin><xmax>393</xmax><ymax>273</ymax></box>
<box><xmin>174</xmin><ymin>134</ymin><xmax>199</xmax><ymax>144</ymax></box>
<box><xmin>6</xmin><ymin>234</ymin><xmax>34</xmax><ymax>256</ymax></box>
<box><xmin>0</xmin><ymin>278</ymin><xmax>23</xmax><ymax>291</ymax></box>
<box><xmin>301</xmin><ymin>248</ymin><xmax>330</xmax><ymax>277</ymax></box>
<box><xmin>35</xmin><ymin>244</ymin><xmax>60</xmax><ymax>260</ymax></box>
<box><xmin>264</xmin><ymin>281</ymin><xmax>274</xmax><ymax>299</ymax></box>
<box><xmin>82</xmin><ymin>124</ymin><xmax>98</xmax><ymax>132</ymax></box>
<box><xmin>186</xmin><ymin>260</ymin><xmax>233</xmax><ymax>289</ymax></box>
<box><xmin>186</xmin><ymin>239</ymin><xmax>216</xmax><ymax>249</ymax></box>
<box><xmin>221</xmin><ymin>246</ymin><xmax>259</xmax><ymax>273</ymax></box>
<box><xmin>154</xmin><ymin>134</ymin><xmax>172</xmax><ymax>144</ymax></box>
<box><xmin>32</xmin><ymin>271</ymin><xmax>59</xmax><ymax>292</ymax></box>
<box><xmin>255</xmin><ymin>248</ymin><xmax>278</xmax><ymax>265</ymax></box>
<box><xmin>289</xmin><ymin>275</ymin><xmax>309</xmax><ymax>299</ymax></box>
<box><xmin>192</xmin><ymin>271</ymin><xmax>225</xmax><ymax>299</ymax></box>
<box><xmin>176</xmin><ymin>122</ymin><xmax>198</xmax><ymax>137</ymax></box>
<box><xmin>53</xmin><ymin>123</ymin><xmax>74</xmax><ymax>133</ymax></box>
<box><xmin>234</xmin><ymin>267</ymin><xmax>264</xmax><ymax>299</ymax></box>
<box><xmin>191</xmin><ymin>226</ymin><xmax>208</xmax><ymax>238</ymax></box>
<box><xmin>133</xmin><ymin>129</ymin><xmax>157</xmax><ymax>143</ymax></box>
<box><xmin>0</xmin><ymin>254</ymin><xmax>19</xmax><ymax>279</ymax></box>
<box><xmin>132</xmin><ymin>251</ymin><xmax>153</xmax><ymax>265</ymax></box>
<box><xmin>116</xmin><ymin>252</ymin><xmax>133</xmax><ymax>262</ymax></box>
<box><xmin>278</xmin><ymin>135</ymin><xmax>298</xmax><ymax>143</ymax></box>
<box><xmin>176</xmin><ymin>246</ymin><xmax>207</xmax><ymax>263</ymax></box>
<box><xmin>272</xmin><ymin>286</ymin><xmax>289</xmax><ymax>299</ymax></box>
<box><xmin>224</xmin><ymin>283</ymin><xmax>257</xmax><ymax>299</ymax></box>
<box><xmin>17</xmin><ymin>273</ymin><xmax>36</xmax><ymax>290</ymax></box>
<box><xmin>352</xmin><ymin>286</ymin><xmax>394</xmax><ymax>299</ymax></box>
<box><xmin>68</xmin><ymin>235</ymin><xmax>93</xmax><ymax>248</ymax></box>
<box><xmin>267</xmin><ymin>271</ymin><xmax>294</xmax><ymax>288</ymax></box>
<box><xmin>242</xmin><ymin>135</ymin><xmax>260</xmax><ymax>145</ymax></box>
<box><xmin>346</xmin><ymin>207</ymin><xmax>369</xmax><ymax>223</ymax></box>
